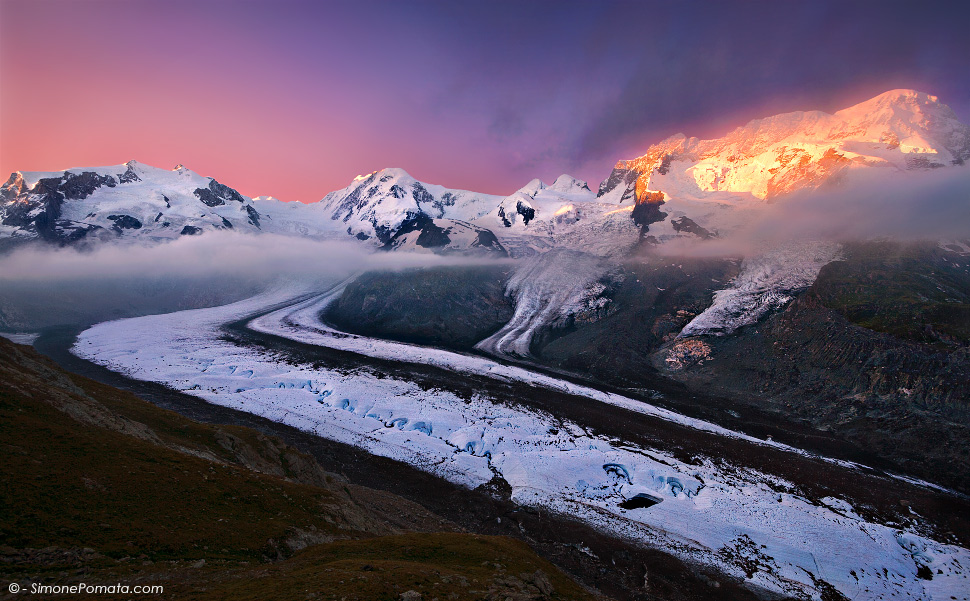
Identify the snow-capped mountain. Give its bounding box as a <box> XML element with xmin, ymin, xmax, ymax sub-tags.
<box><xmin>312</xmin><ymin>168</ymin><xmax>508</xmax><ymax>255</ymax></box>
<box><xmin>0</xmin><ymin>161</ymin><xmax>266</xmax><ymax>243</ymax></box>
<box><xmin>319</xmin><ymin>168</ymin><xmax>500</xmax><ymax>233</ymax></box>
<box><xmin>599</xmin><ymin>89</ymin><xmax>970</xmax><ymax>205</ymax></box>
<box><xmin>313</xmin><ymin>90</ymin><xmax>969</xmax><ymax>257</ymax></box>
<box><xmin>315</xmin><ymin>167</ymin><xmax>644</xmax><ymax>256</ymax></box>
<box><xmin>489</xmin><ymin>175</ymin><xmax>592</xmax><ymax>230</ymax></box>
<box><xmin>478</xmin><ymin>174</ymin><xmax>642</xmax><ymax>256</ymax></box>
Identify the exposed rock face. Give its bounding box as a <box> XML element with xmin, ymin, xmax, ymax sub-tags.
<box><xmin>245</xmin><ymin>204</ymin><xmax>261</xmax><ymax>228</ymax></box>
<box><xmin>665</xmin><ymin>339</ymin><xmax>713</xmax><ymax>370</ymax></box>
<box><xmin>180</xmin><ymin>225</ymin><xmax>202</xmax><ymax>236</ymax></box>
<box><xmin>61</xmin><ymin>171</ymin><xmax>118</xmax><ymax>200</ymax></box>
<box><xmin>117</xmin><ymin>163</ymin><xmax>141</xmax><ymax>183</ymax></box>
<box><xmin>473</xmin><ymin>229</ymin><xmax>505</xmax><ymax>253</ymax></box>
<box><xmin>670</xmin><ymin>216</ymin><xmax>713</xmax><ymax>238</ymax></box>
<box><xmin>107</xmin><ymin>214</ymin><xmax>142</xmax><ymax>231</ymax></box>
<box><xmin>193</xmin><ymin>178</ymin><xmax>246</xmax><ymax>207</ymax></box>
<box><xmin>0</xmin><ymin>171</ymin><xmax>26</xmax><ymax>203</ymax></box>
<box><xmin>380</xmin><ymin>213</ymin><xmax>451</xmax><ymax>248</ymax></box>
<box><xmin>533</xmin><ymin>257</ymin><xmax>739</xmax><ymax>381</ymax></box>
<box><xmin>375</xmin><ymin>212</ymin><xmax>507</xmax><ymax>256</ymax></box>
<box><xmin>653</xmin><ymin>242</ymin><xmax>970</xmax><ymax>491</ymax></box>
<box><xmin>497</xmin><ymin>205</ymin><xmax>513</xmax><ymax>227</ymax></box>
<box><xmin>660</xmin><ymin>292</ymin><xmax>970</xmax><ymax>491</ymax></box>
<box><xmin>325</xmin><ymin>265</ymin><xmax>515</xmax><ymax>350</ymax></box>
<box><xmin>630</xmin><ymin>191</ymin><xmax>667</xmax><ymax>236</ymax></box>
<box><xmin>597</xmin><ymin>167</ymin><xmax>639</xmax><ymax>201</ymax></box>
<box><xmin>0</xmin><ymin>176</ymin><xmax>58</xmax><ymax>234</ymax></box>
<box><xmin>411</xmin><ymin>182</ymin><xmax>437</xmax><ymax>213</ymax></box>
<box><xmin>497</xmin><ymin>199</ymin><xmax>538</xmax><ymax>228</ymax></box>
<box><xmin>515</xmin><ymin>200</ymin><xmax>536</xmax><ymax>225</ymax></box>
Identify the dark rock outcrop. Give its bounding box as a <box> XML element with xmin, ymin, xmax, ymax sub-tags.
<box><xmin>107</xmin><ymin>214</ymin><xmax>142</xmax><ymax>231</ymax></box>
<box><xmin>473</xmin><ymin>229</ymin><xmax>504</xmax><ymax>253</ymax></box>
<box><xmin>516</xmin><ymin>201</ymin><xmax>536</xmax><ymax>225</ymax></box>
<box><xmin>415</xmin><ymin>218</ymin><xmax>451</xmax><ymax>248</ymax></box>
<box><xmin>597</xmin><ymin>167</ymin><xmax>639</xmax><ymax>202</ymax></box>
<box><xmin>117</xmin><ymin>164</ymin><xmax>141</xmax><ymax>183</ymax></box>
<box><xmin>671</xmin><ymin>216</ymin><xmax>713</xmax><ymax>239</ymax></box>
<box><xmin>497</xmin><ymin>206</ymin><xmax>512</xmax><ymax>227</ymax></box>
<box><xmin>325</xmin><ymin>265</ymin><xmax>515</xmax><ymax>350</ymax></box>
<box><xmin>0</xmin><ymin>171</ymin><xmax>119</xmax><ymax>243</ymax></box>
<box><xmin>655</xmin><ymin>243</ymin><xmax>970</xmax><ymax>492</ymax></box>
<box><xmin>245</xmin><ymin>204</ymin><xmax>261</xmax><ymax>228</ymax></box>
<box><xmin>631</xmin><ymin>191</ymin><xmax>667</xmax><ymax>236</ymax></box>
<box><xmin>60</xmin><ymin>171</ymin><xmax>117</xmax><ymax>200</ymax></box>
<box><xmin>0</xmin><ymin>172</ymin><xmax>26</xmax><ymax>203</ymax></box>
<box><xmin>193</xmin><ymin>179</ymin><xmax>246</xmax><ymax>207</ymax></box>
<box><xmin>411</xmin><ymin>182</ymin><xmax>437</xmax><ymax>214</ymax></box>
<box><xmin>378</xmin><ymin>213</ymin><xmax>448</xmax><ymax>249</ymax></box>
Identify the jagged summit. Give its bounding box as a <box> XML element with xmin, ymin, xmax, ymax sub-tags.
<box><xmin>599</xmin><ymin>89</ymin><xmax>970</xmax><ymax>203</ymax></box>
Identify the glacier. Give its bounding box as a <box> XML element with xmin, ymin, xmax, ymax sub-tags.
<box><xmin>72</xmin><ymin>286</ymin><xmax>970</xmax><ymax>601</ymax></box>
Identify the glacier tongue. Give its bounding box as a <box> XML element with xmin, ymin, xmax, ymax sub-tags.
<box><xmin>475</xmin><ymin>249</ymin><xmax>611</xmax><ymax>357</ymax></box>
<box><xmin>679</xmin><ymin>241</ymin><xmax>842</xmax><ymax>337</ymax></box>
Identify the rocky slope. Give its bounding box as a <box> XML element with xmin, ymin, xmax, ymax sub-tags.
<box><xmin>324</xmin><ymin>265</ymin><xmax>515</xmax><ymax>350</ymax></box>
<box><xmin>654</xmin><ymin>241</ymin><xmax>970</xmax><ymax>490</ymax></box>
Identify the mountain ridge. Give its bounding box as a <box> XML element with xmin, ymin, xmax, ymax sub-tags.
<box><xmin>599</xmin><ymin>88</ymin><xmax>970</xmax><ymax>204</ymax></box>
<box><xmin>2</xmin><ymin>89</ymin><xmax>967</xmax><ymax>256</ymax></box>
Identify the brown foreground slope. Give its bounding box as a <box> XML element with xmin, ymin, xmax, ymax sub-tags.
<box><xmin>0</xmin><ymin>336</ymin><xmax>599</xmax><ymax>601</ymax></box>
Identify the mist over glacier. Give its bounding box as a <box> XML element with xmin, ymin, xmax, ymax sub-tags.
<box><xmin>0</xmin><ymin>231</ymin><xmax>495</xmax><ymax>282</ymax></box>
<box><xmin>0</xmin><ymin>231</ymin><xmax>505</xmax><ymax>331</ymax></box>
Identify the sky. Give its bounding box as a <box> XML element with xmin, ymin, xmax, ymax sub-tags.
<box><xmin>1</xmin><ymin>0</ymin><xmax>968</xmax><ymax>203</ymax></box>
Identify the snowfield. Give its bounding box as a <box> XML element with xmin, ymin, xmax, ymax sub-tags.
<box><xmin>73</xmin><ymin>285</ymin><xmax>970</xmax><ymax>601</ymax></box>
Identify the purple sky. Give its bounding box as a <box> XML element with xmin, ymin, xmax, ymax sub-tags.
<box><xmin>2</xmin><ymin>0</ymin><xmax>968</xmax><ymax>202</ymax></box>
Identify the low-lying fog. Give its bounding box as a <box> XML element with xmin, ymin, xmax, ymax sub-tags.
<box><xmin>0</xmin><ymin>233</ymin><xmax>497</xmax><ymax>331</ymax></box>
